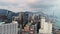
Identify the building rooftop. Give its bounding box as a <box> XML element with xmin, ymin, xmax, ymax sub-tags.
<box><xmin>0</xmin><ymin>21</ymin><xmax>17</xmax><ymax>25</ymax></box>
<box><xmin>0</xmin><ymin>22</ymin><xmax>5</xmax><ymax>25</ymax></box>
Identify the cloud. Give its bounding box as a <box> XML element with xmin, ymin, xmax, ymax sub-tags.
<box><xmin>29</xmin><ymin>0</ymin><xmax>60</xmax><ymax>15</ymax></box>
<box><xmin>0</xmin><ymin>0</ymin><xmax>37</xmax><ymax>6</ymax></box>
<box><xmin>0</xmin><ymin>0</ymin><xmax>37</xmax><ymax>12</ymax></box>
<box><xmin>0</xmin><ymin>0</ymin><xmax>60</xmax><ymax>14</ymax></box>
<box><xmin>28</xmin><ymin>0</ymin><xmax>55</xmax><ymax>14</ymax></box>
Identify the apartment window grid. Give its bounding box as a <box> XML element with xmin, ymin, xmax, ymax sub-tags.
<box><xmin>0</xmin><ymin>23</ymin><xmax>18</xmax><ymax>34</ymax></box>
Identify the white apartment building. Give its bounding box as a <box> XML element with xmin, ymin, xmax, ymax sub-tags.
<box><xmin>0</xmin><ymin>21</ymin><xmax>18</xmax><ymax>34</ymax></box>
<box><xmin>39</xmin><ymin>16</ymin><xmax>53</xmax><ymax>34</ymax></box>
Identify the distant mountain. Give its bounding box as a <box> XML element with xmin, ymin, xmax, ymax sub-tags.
<box><xmin>0</xmin><ymin>9</ymin><xmax>55</xmax><ymax>20</ymax></box>
<box><xmin>0</xmin><ymin>9</ymin><xmax>15</xmax><ymax>20</ymax></box>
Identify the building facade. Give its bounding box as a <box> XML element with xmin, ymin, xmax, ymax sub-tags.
<box><xmin>0</xmin><ymin>22</ymin><xmax>18</xmax><ymax>34</ymax></box>
<box><xmin>39</xmin><ymin>16</ymin><xmax>53</xmax><ymax>34</ymax></box>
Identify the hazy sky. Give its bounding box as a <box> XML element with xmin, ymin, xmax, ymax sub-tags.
<box><xmin>0</xmin><ymin>0</ymin><xmax>58</xmax><ymax>12</ymax></box>
<box><xmin>0</xmin><ymin>0</ymin><xmax>37</xmax><ymax>12</ymax></box>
